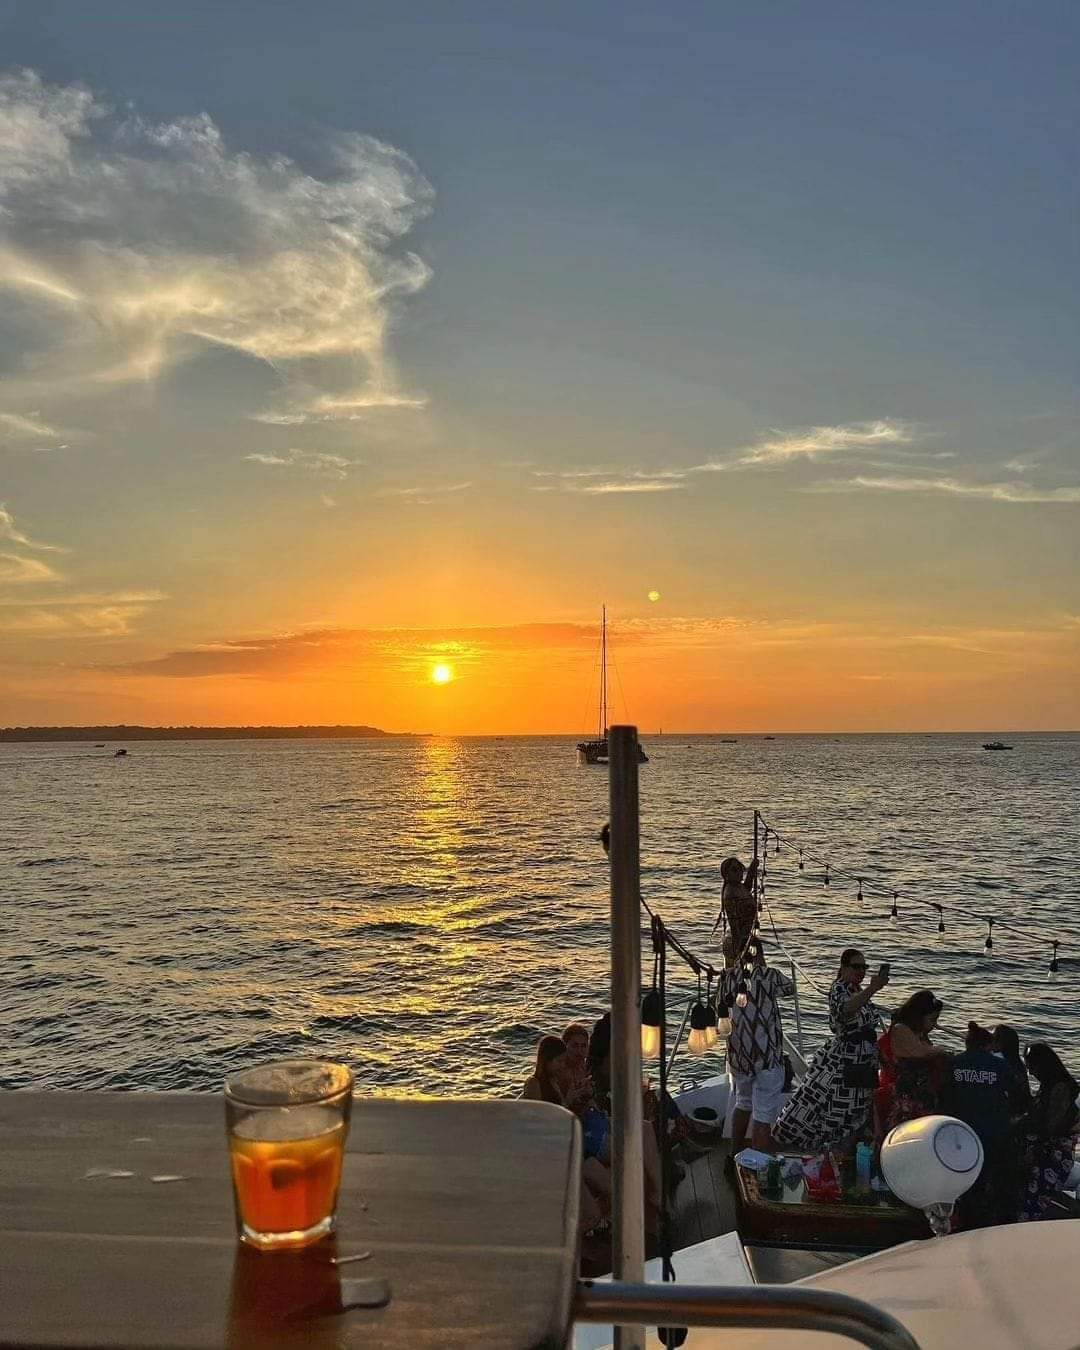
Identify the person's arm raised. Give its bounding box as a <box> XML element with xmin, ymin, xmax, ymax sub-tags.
<box><xmin>841</xmin><ymin>968</ymin><xmax>888</xmax><ymax>1018</ymax></box>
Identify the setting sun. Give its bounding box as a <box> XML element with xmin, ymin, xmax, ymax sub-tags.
<box><xmin>431</xmin><ymin>663</ymin><xmax>454</xmax><ymax>685</ymax></box>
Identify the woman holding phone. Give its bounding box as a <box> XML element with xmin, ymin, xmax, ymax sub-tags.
<box><xmin>773</xmin><ymin>947</ymin><xmax>890</xmax><ymax>1152</ymax></box>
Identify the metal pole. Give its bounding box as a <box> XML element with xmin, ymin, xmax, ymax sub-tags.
<box><xmin>575</xmin><ymin>1281</ymin><xmax>921</xmax><ymax>1350</ymax></box>
<box><xmin>664</xmin><ymin>997</ymin><xmax>694</xmax><ymax>1079</ymax></box>
<box><xmin>608</xmin><ymin>725</ymin><xmax>645</xmax><ymax>1350</ymax></box>
<box><xmin>790</xmin><ymin>959</ymin><xmax>804</xmax><ymax>1056</ymax></box>
<box><xmin>752</xmin><ymin>808</ymin><xmax>760</xmax><ymax>902</ymax></box>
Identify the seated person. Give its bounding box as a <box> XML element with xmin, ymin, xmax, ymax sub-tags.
<box><xmin>941</xmin><ymin>1021</ymin><xmax>1017</xmax><ymax>1228</ymax></box>
<box><xmin>1019</xmin><ymin>1042</ymin><xmax>1080</xmax><ymax>1222</ymax></box>
<box><xmin>521</xmin><ymin>1035</ymin><xmax>568</xmax><ymax>1103</ymax></box>
<box><xmin>560</xmin><ymin>1022</ymin><xmax>594</xmax><ymax>1112</ymax></box>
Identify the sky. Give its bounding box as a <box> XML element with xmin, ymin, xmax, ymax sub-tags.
<box><xmin>0</xmin><ymin>0</ymin><xmax>1078</xmax><ymax>733</ymax></box>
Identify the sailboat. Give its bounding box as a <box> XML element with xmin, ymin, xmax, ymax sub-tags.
<box><xmin>576</xmin><ymin>606</ymin><xmax>648</xmax><ymax>765</ymax></box>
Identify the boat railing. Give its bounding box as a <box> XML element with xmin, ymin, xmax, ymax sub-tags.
<box><xmin>606</xmin><ymin>726</ymin><xmax>923</xmax><ymax>1350</ymax></box>
<box><xmin>575</xmin><ymin>1278</ymin><xmax>920</xmax><ymax>1350</ymax></box>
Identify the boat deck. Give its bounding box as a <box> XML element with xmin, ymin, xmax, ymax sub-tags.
<box><xmin>671</xmin><ymin>1140</ymin><xmax>738</xmax><ymax>1249</ymax></box>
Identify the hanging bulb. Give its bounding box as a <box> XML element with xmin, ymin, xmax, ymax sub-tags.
<box><xmin>936</xmin><ymin>907</ymin><xmax>945</xmax><ymax>939</ymax></box>
<box><xmin>857</xmin><ymin>879</ymin><xmax>864</xmax><ymax>903</ymax></box>
<box><xmin>798</xmin><ymin>849</ymin><xmax>804</xmax><ymax>872</ymax></box>
<box><xmin>983</xmin><ymin>919</ymin><xmax>994</xmax><ymax>954</ymax></box>
<box><xmin>890</xmin><ymin>892</ymin><xmax>899</xmax><ymax>922</ymax></box>
<box><xmin>823</xmin><ymin>863</ymin><xmax>830</xmax><ymax>889</ymax></box>
<box><xmin>735</xmin><ymin>982</ymin><xmax>749</xmax><ymax>1010</ymax></box>
<box><xmin>687</xmin><ymin>1001</ymin><xmax>710</xmax><ymax>1055</ymax></box>
<box><xmin>1048</xmin><ymin>941</ymin><xmax>1060</xmax><ymax>982</ymax></box>
<box><xmin>704</xmin><ymin>1003</ymin><xmax>719</xmax><ymax>1047</ymax></box>
<box><xmin>773</xmin><ymin>836</ymin><xmax>780</xmax><ymax>856</ymax></box>
<box><xmin>715</xmin><ymin>996</ymin><xmax>732</xmax><ymax>1038</ymax></box>
<box><xmin>640</xmin><ymin>988</ymin><xmax>662</xmax><ymax>1059</ymax></box>
<box><xmin>752</xmin><ymin>913</ymin><xmax>762</xmax><ymax>937</ymax></box>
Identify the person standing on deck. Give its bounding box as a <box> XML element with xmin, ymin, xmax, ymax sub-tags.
<box><xmin>720</xmin><ymin>939</ymin><xmax>794</xmax><ymax>1157</ymax></box>
<box><xmin>712</xmin><ymin>854</ymin><xmax>759</xmax><ymax>969</ymax></box>
<box><xmin>772</xmin><ymin>947</ymin><xmax>889</xmax><ymax>1153</ymax></box>
<box><xmin>942</xmin><ymin>1022</ymin><xmax>1018</xmax><ymax>1228</ymax></box>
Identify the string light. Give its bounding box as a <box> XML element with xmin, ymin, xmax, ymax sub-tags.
<box><xmin>735</xmin><ymin>980</ymin><xmax>749</xmax><ymax>1010</ymax></box>
<box><xmin>1048</xmin><ymin>941</ymin><xmax>1060</xmax><ymax>982</ymax></box>
<box><xmin>890</xmin><ymin>892</ymin><xmax>899</xmax><ymax>922</ymax></box>
<box><xmin>704</xmin><ymin>974</ymin><xmax>718</xmax><ymax>1047</ymax></box>
<box><xmin>687</xmin><ymin>1000</ymin><xmax>710</xmax><ymax>1055</ymax></box>
<box><xmin>983</xmin><ymin>919</ymin><xmax>994</xmax><ymax>955</ymax></box>
<box><xmin>773</xmin><ymin>835</ymin><xmax>780</xmax><ymax>856</ymax></box>
<box><xmin>935</xmin><ymin>905</ymin><xmax>945</xmax><ymax>939</ymax></box>
<box><xmin>715</xmin><ymin>993</ymin><xmax>732</xmax><ymax>1038</ymax></box>
<box><xmin>640</xmin><ymin>988</ymin><xmax>662</xmax><ymax>1059</ymax></box>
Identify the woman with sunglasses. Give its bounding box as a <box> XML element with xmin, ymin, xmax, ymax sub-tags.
<box><xmin>774</xmin><ymin>948</ymin><xmax>889</xmax><ymax>1152</ymax></box>
<box><xmin>1018</xmin><ymin>1042</ymin><xmax>1079</xmax><ymax>1221</ymax></box>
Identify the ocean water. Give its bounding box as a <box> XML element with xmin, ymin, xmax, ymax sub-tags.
<box><xmin>3</xmin><ymin>733</ymin><xmax>1078</xmax><ymax>1096</ymax></box>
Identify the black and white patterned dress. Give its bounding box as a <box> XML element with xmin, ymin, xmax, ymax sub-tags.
<box><xmin>773</xmin><ymin>977</ymin><xmax>878</xmax><ymax>1151</ymax></box>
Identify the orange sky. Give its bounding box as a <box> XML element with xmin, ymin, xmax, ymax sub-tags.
<box><xmin>1</xmin><ymin>56</ymin><xmax>1079</xmax><ymax>733</ymax></box>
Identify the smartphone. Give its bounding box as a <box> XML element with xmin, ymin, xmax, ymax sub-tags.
<box><xmin>878</xmin><ymin>962</ymin><xmax>891</xmax><ymax>980</ymax></box>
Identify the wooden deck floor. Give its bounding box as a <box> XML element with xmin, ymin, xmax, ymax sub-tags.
<box><xmin>670</xmin><ymin>1140</ymin><xmax>738</xmax><ymax>1251</ymax></box>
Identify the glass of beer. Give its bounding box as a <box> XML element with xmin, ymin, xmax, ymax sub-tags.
<box><xmin>225</xmin><ymin>1059</ymin><xmax>353</xmax><ymax>1250</ymax></box>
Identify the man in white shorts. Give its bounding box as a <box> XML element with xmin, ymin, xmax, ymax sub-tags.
<box><xmin>721</xmin><ymin>938</ymin><xmax>795</xmax><ymax>1155</ymax></box>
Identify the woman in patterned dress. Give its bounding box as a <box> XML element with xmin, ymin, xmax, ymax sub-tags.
<box><xmin>1018</xmin><ymin>1042</ymin><xmax>1079</xmax><ymax>1221</ymax></box>
<box><xmin>773</xmin><ymin>948</ymin><xmax>889</xmax><ymax>1152</ymax></box>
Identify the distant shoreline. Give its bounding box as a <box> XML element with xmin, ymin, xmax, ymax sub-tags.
<box><xmin>1</xmin><ymin>726</ymin><xmax>1073</xmax><ymax>743</ymax></box>
<box><xmin>0</xmin><ymin>725</ymin><xmax>417</xmax><ymax>743</ymax></box>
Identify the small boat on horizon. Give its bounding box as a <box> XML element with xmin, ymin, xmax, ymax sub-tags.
<box><xmin>576</xmin><ymin>606</ymin><xmax>647</xmax><ymax>766</ymax></box>
<box><xmin>982</xmin><ymin>741</ymin><xmax>1013</xmax><ymax>751</ymax></box>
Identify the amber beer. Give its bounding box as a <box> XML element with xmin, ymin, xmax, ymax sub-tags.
<box><xmin>225</xmin><ymin>1060</ymin><xmax>353</xmax><ymax>1250</ymax></box>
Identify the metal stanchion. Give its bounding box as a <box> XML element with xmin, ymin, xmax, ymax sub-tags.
<box><xmin>608</xmin><ymin>725</ymin><xmax>645</xmax><ymax>1350</ymax></box>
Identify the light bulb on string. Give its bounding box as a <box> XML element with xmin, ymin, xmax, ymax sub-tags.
<box><xmin>773</xmin><ymin>835</ymin><xmax>780</xmax><ymax>856</ymax></box>
<box><xmin>704</xmin><ymin>973</ymin><xmax>718</xmax><ymax>1047</ymax></box>
<box><xmin>715</xmin><ymin>994</ymin><xmax>732</xmax><ymax>1038</ymax></box>
<box><xmin>735</xmin><ymin>982</ymin><xmax>749</xmax><ymax>1010</ymax></box>
<box><xmin>752</xmin><ymin>908</ymin><xmax>762</xmax><ymax>938</ymax></box>
<box><xmin>687</xmin><ymin>1000</ymin><xmax>710</xmax><ymax>1055</ymax></box>
<box><xmin>1048</xmin><ymin>941</ymin><xmax>1059</xmax><ymax>982</ymax></box>
<box><xmin>890</xmin><ymin>892</ymin><xmax>899</xmax><ymax>922</ymax></box>
<box><xmin>704</xmin><ymin>1002</ymin><xmax>719</xmax><ymax>1048</ymax></box>
<box><xmin>983</xmin><ymin>919</ymin><xmax>994</xmax><ymax>955</ymax></box>
<box><xmin>640</xmin><ymin>988</ymin><xmax>662</xmax><ymax>1059</ymax></box>
<box><xmin>935</xmin><ymin>905</ymin><xmax>945</xmax><ymax>939</ymax></box>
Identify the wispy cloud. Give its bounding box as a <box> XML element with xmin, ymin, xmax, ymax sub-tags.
<box><xmin>0</xmin><ymin>410</ymin><xmax>63</xmax><ymax>447</ymax></box>
<box><xmin>809</xmin><ymin>475</ymin><xmax>1080</xmax><ymax>504</ymax></box>
<box><xmin>578</xmin><ymin>480</ymin><xmax>685</xmax><ymax>494</ymax></box>
<box><xmin>0</xmin><ymin>502</ymin><xmax>65</xmax><ymax>552</ymax></box>
<box><xmin>0</xmin><ymin>586</ymin><xmax>164</xmax><ymax>635</ymax></box>
<box><xmin>0</xmin><ymin>552</ymin><xmax>61</xmax><ymax>584</ymax></box>
<box><xmin>243</xmin><ymin>448</ymin><xmax>362</xmax><ymax>480</ymax></box>
<box><xmin>692</xmin><ymin>419</ymin><xmax>912</xmax><ymax>472</ymax></box>
<box><xmin>376</xmin><ymin>481</ymin><xmax>471</xmax><ymax>505</ymax></box>
<box><xmin>529</xmin><ymin>467</ymin><xmax>686</xmax><ymax>495</ymax></box>
<box><xmin>0</xmin><ymin>70</ymin><xmax>431</xmax><ymax>423</ymax></box>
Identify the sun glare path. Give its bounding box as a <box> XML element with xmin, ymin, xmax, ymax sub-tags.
<box><xmin>431</xmin><ymin>663</ymin><xmax>454</xmax><ymax>685</ymax></box>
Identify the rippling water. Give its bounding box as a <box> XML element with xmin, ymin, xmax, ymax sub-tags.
<box><xmin>3</xmin><ymin>733</ymin><xmax>1078</xmax><ymax>1096</ymax></box>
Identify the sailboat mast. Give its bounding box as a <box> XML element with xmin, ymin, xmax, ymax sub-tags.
<box><xmin>600</xmin><ymin>604</ymin><xmax>607</xmax><ymax>738</ymax></box>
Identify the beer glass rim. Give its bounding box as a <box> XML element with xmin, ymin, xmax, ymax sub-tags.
<box><xmin>225</xmin><ymin>1058</ymin><xmax>353</xmax><ymax>1107</ymax></box>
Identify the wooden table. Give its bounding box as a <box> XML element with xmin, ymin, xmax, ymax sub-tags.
<box><xmin>734</xmin><ymin>1164</ymin><xmax>927</xmax><ymax>1248</ymax></box>
<box><xmin>0</xmin><ymin>1091</ymin><xmax>581</xmax><ymax>1349</ymax></box>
